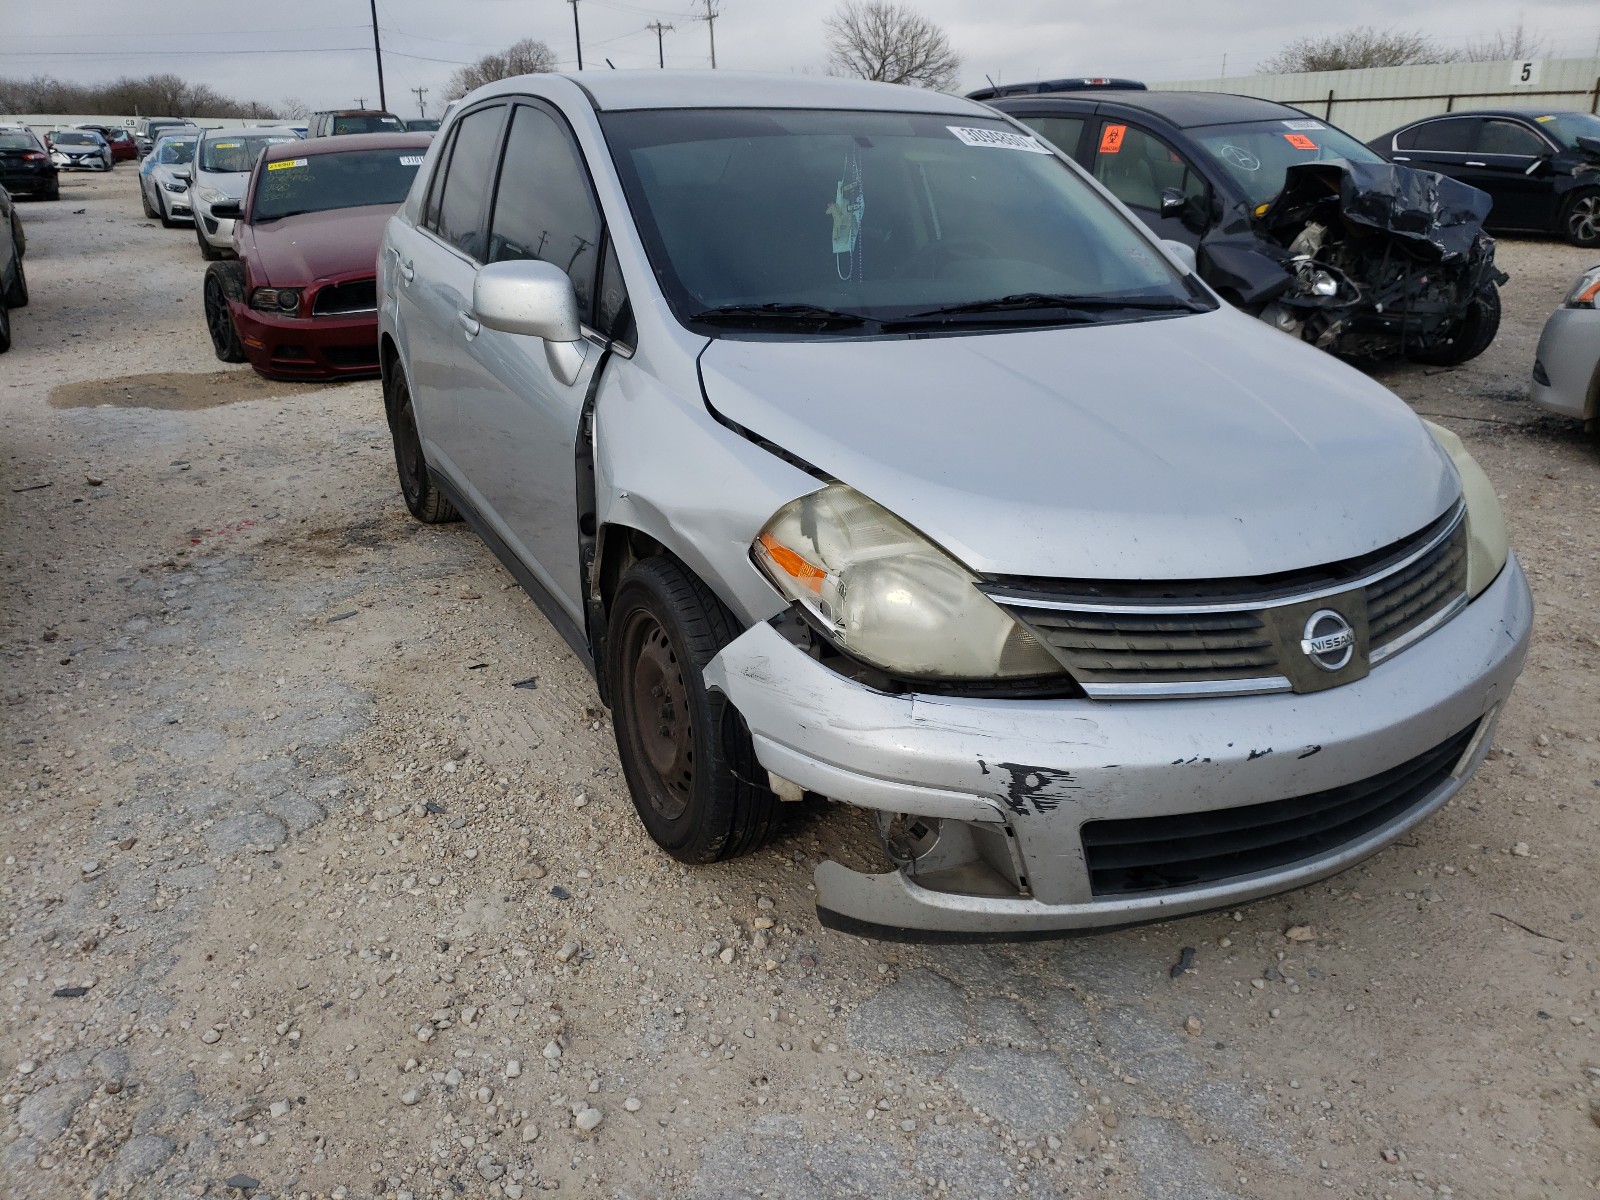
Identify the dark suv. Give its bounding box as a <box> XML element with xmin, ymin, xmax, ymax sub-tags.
<box><xmin>308</xmin><ymin>109</ymin><xmax>406</xmax><ymax>138</ymax></box>
<box><xmin>1368</xmin><ymin>109</ymin><xmax>1600</xmax><ymax>247</ymax></box>
<box><xmin>982</xmin><ymin>84</ymin><xmax>1505</xmax><ymax>364</ymax></box>
<box><xmin>0</xmin><ymin>127</ymin><xmax>59</xmax><ymax>200</ymax></box>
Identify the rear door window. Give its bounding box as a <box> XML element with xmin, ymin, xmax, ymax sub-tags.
<box><xmin>1397</xmin><ymin>118</ymin><xmax>1480</xmax><ymax>153</ymax></box>
<box><xmin>1092</xmin><ymin>122</ymin><xmax>1206</xmax><ymax>216</ymax></box>
<box><xmin>1476</xmin><ymin>119</ymin><xmax>1546</xmax><ymax>157</ymax></box>
<box><xmin>429</xmin><ymin>105</ymin><xmax>505</xmax><ymax>261</ymax></box>
<box><xmin>1018</xmin><ymin>116</ymin><xmax>1086</xmax><ymax>158</ymax></box>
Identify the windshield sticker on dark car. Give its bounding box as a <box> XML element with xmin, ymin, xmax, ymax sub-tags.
<box><xmin>267</xmin><ymin>158</ymin><xmax>308</xmax><ymax>171</ymax></box>
<box><xmin>1282</xmin><ymin>119</ymin><xmax>1324</xmax><ymax>131</ymax></box>
<box><xmin>947</xmin><ymin>126</ymin><xmax>1052</xmax><ymax>154</ymax></box>
<box><xmin>399</xmin><ymin>154</ymin><xmax>425</xmax><ymax>166</ymax></box>
<box><xmin>1284</xmin><ymin>133</ymin><xmax>1319</xmax><ymax>150</ymax></box>
<box><xmin>1098</xmin><ymin>124</ymin><xmax>1126</xmax><ymax>154</ymax></box>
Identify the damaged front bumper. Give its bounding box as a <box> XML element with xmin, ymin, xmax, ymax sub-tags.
<box><xmin>705</xmin><ymin>556</ymin><xmax>1531</xmax><ymax>939</ymax></box>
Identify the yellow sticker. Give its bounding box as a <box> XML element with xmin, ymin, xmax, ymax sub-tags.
<box><xmin>266</xmin><ymin>158</ymin><xmax>308</xmax><ymax>171</ymax></box>
<box><xmin>1535</xmin><ymin>115</ymin><xmax>1555</xmax><ymax>123</ymax></box>
<box><xmin>214</xmin><ymin>141</ymin><xmax>239</xmax><ymax>149</ymax></box>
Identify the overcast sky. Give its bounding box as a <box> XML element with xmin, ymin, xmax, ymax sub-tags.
<box><xmin>4</xmin><ymin>0</ymin><xmax>1598</xmax><ymax>115</ymax></box>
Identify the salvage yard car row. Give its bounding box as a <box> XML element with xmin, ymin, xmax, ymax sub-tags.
<box><xmin>3</xmin><ymin>73</ymin><xmax>1595</xmax><ymax>940</ymax></box>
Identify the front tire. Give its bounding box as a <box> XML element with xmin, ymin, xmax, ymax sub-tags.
<box><xmin>0</xmin><ymin>300</ymin><xmax>11</xmax><ymax>354</ymax></box>
<box><xmin>1563</xmin><ymin>188</ymin><xmax>1600</xmax><ymax>248</ymax></box>
<box><xmin>203</xmin><ymin>262</ymin><xmax>247</xmax><ymax>363</ymax></box>
<box><xmin>140</xmin><ymin>184</ymin><xmax>157</xmax><ymax>219</ymax></box>
<box><xmin>5</xmin><ymin>256</ymin><xmax>26</xmax><ymax>309</ymax></box>
<box><xmin>607</xmin><ymin>557</ymin><xmax>782</xmax><ymax>864</ymax></box>
<box><xmin>195</xmin><ymin>223</ymin><xmax>223</xmax><ymax>261</ymax></box>
<box><xmin>1410</xmin><ymin>285</ymin><xmax>1501</xmax><ymax>367</ymax></box>
<box><xmin>386</xmin><ymin>369</ymin><xmax>459</xmax><ymax>524</ymax></box>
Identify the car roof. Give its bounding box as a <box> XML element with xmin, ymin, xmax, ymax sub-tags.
<box><xmin>261</xmin><ymin>132</ymin><xmax>432</xmax><ymax>161</ymax></box>
<box><xmin>198</xmin><ymin>126</ymin><xmax>300</xmax><ymax>140</ymax></box>
<box><xmin>317</xmin><ymin>109</ymin><xmax>400</xmax><ymax>118</ymax></box>
<box><xmin>487</xmin><ymin>69</ymin><xmax>984</xmax><ymax>116</ymax></box>
<box><xmin>1395</xmin><ymin>108</ymin><xmax>1585</xmax><ymax>122</ymax></box>
<box><xmin>994</xmin><ymin>88</ymin><xmax>1307</xmax><ymax>129</ymax></box>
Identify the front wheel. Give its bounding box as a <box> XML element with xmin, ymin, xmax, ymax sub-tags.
<box><xmin>195</xmin><ymin>224</ymin><xmax>223</xmax><ymax>261</ymax></box>
<box><xmin>203</xmin><ymin>262</ymin><xmax>246</xmax><ymax>363</ymax></box>
<box><xmin>140</xmin><ymin>183</ymin><xmax>157</xmax><ymax>219</ymax></box>
<box><xmin>606</xmin><ymin>557</ymin><xmax>782</xmax><ymax>864</ymax></box>
<box><xmin>5</xmin><ymin>256</ymin><xmax>27</xmax><ymax>309</ymax></box>
<box><xmin>1410</xmin><ymin>285</ymin><xmax>1501</xmax><ymax>367</ymax></box>
<box><xmin>0</xmin><ymin>300</ymin><xmax>11</xmax><ymax>354</ymax></box>
<box><xmin>1563</xmin><ymin>188</ymin><xmax>1600</xmax><ymax>248</ymax></box>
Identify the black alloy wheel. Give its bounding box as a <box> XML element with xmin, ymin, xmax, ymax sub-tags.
<box><xmin>1564</xmin><ymin>189</ymin><xmax>1600</xmax><ymax>248</ymax></box>
<box><xmin>606</xmin><ymin>557</ymin><xmax>782</xmax><ymax>864</ymax></box>
<box><xmin>202</xmin><ymin>264</ymin><xmax>247</xmax><ymax>363</ymax></box>
<box><xmin>1409</xmin><ymin>285</ymin><xmax>1501</xmax><ymax>367</ymax></box>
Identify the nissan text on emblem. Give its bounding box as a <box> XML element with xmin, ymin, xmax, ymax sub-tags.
<box><xmin>1301</xmin><ymin>609</ymin><xmax>1356</xmax><ymax>672</ymax></box>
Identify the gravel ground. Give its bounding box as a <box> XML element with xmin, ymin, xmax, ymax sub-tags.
<box><xmin>2</xmin><ymin>168</ymin><xmax>1598</xmax><ymax>1200</ymax></box>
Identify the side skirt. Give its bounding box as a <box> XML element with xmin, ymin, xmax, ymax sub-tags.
<box><xmin>430</xmin><ymin>469</ymin><xmax>596</xmax><ymax>678</ymax></box>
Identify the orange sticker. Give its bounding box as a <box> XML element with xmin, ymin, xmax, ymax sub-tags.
<box><xmin>1098</xmin><ymin>124</ymin><xmax>1126</xmax><ymax>154</ymax></box>
<box><xmin>1284</xmin><ymin>133</ymin><xmax>1318</xmax><ymax>150</ymax></box>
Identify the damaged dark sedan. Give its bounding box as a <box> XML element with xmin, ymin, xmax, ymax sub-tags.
<box><xmin>982</xmin><ymin>86</ymin><xmax>1505</xmax><ymax>364</ymax></box>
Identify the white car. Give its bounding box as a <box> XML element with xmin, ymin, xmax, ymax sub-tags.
<box><xmin>47</xmin><ymin>129</ymin><xmax>112</xmax><ymax>171</ymax></box>
<box><xmin>1531</xmin><ymin>264</ymin><xmax>1600</xmax><ymax>438</ymax></box>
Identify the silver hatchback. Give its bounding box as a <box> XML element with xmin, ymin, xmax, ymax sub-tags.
<box><xmin>378</xmin><ymin>72</ymin><xmax>1532</xmax><ymax>938</ymax></box>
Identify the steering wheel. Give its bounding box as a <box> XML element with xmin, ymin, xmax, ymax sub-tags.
<box><xmin>895</xmin><ymin>236</ymin><xmax>1002</xmax><ymax>279</ymax></box>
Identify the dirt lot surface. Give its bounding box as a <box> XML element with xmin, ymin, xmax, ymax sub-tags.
<box><xmin>2</xmin><ymin>169</ymin><xmax>1598</xmax><ymax>1200</ymax></box>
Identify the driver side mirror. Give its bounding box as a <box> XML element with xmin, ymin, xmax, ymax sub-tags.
<box><xmin>1159</xmin><ymin>187</ymin><xmax>1186</xmax><ymax>217</ymax></box>
<box><xmin>474</xmin><ymin>259</ymin><xmax>589</xmax><ymax>386</ymax></box>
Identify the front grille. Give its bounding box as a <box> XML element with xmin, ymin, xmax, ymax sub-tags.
<box><xmin>312</xmin><ymin>278</ymin><xmax>377</xmax><ymax>316</ymax></box>
<box><xmin>985</xmin><ymin>503</ymin><xmax>1467</xmax><ymax>698</ymax></box>
<box><xmin>1081</xmin><ymin>721</ymin><xmax>1480</xmax><ymax>896</ymax></box>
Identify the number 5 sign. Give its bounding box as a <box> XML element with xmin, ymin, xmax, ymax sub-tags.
<box><xmin>1509</xmin><ymin>60</ymin><xmax>1542</xmax><ymax>86</ymax></box>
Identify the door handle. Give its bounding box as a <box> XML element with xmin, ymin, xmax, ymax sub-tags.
<box><xmin>1464</xmin><ymin>161</ymin><xmax>1486</xmax><ymax>167</ymax></box>
<box><xmin>399</xmin><ymin>259</ymin><xmax>414</xmax><ymax>283</ymax></box>
<box><xmin>1391</xmin><ymin>155</ymin><xmax>1411</xmax><ymax>162</ymax></box>
<box><xmin>457</xmin><ymin>310</ymin><xmax>481</xmax><ymax>338</ymax></box>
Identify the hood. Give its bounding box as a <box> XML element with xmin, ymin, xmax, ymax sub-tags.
<box><xmin>244</xmin><ymin>204</ymin><xmax>394</xmax><ymax>286</ymax></box>
<box><xmin>1265</xmin><ymin>158</ymin><xmax>1492</xmax><ymax>264</ymax></box>
<box><xmin>698</xmin><ymin>309</ymin><xmax>1459</xmax><ymax>581</ymax></box>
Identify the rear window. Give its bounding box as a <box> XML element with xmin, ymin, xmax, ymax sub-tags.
<box><xmin>253</xmin><ymin>148</ymin><xmax>425</xmax><ymax>220</ymax></box>
<box><xmin>0</xmin><ymin>133</ymin><xmax>38</xmax><ymax>150</ymax></box>
<box><xmin>332</xmin><ymin>115</ymin><xmax>405</xmax><ymax>135</ymax></box>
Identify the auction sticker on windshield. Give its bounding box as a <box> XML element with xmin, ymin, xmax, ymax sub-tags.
<box><xmin>399</xmin><ymin>155</ymin><xmax>425</xmax><ymax>166</ymax></box>
<box><xmin>267</xmin><ymin>158</ymin><xmax>308</xmax><ymax>171</ymax></box>
<box><xmin>1283</xmin><ymin>133</ymin><xmax>1318</xmax><ymax>150</ymax></box>
<box><xmin>1282</xmin><ymin>119</ymin><xmax>1324</xmax><ymax>131</ymax></box>
<box><xmin>947</xmin><ymin>126</ymin><xmax>1053</xmax><ymax>154</ymax></box>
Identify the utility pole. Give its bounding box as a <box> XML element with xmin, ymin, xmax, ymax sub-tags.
<box><xmin>411</xmin><ymin>86</ymin><xmax>428</xmax><ymax>118</ymax></box>
<box><xmin>647</xmin><ymin>21</ymin><xmax>674</xmax><ymax>68</ymax></box>
<box><xmin>368</xmin><ymin>0</ymin><xmax>386</xmax><ymax>110</ymax></box>
<box><xmin>569</xmin><ymin>0</ymin><xmax>584</xmax><ymax>71</ymax></box>
<box><xmin>694</xmin><ymin>0</ymin><xmax>719</xmax><ymax>69</ymax></box>
<box><xmin>356</xmin><ymin>96</ymin><xmax>368</xmax><ymax>108</ymax></box>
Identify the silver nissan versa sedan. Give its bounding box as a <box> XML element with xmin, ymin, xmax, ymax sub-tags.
<box><xmin>378</xmin><ymin>72</ymin><xmax>1533</xmax><ymax>939</ymax></box>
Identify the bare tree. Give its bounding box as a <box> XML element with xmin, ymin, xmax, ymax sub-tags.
<box><xmin>1261</xmin><ymin>26</ymin><xmax>1454</xmax><ymax>74</ymax></box>
<box><xmin>0</xmin><ymin>72</ymin><xmax>272</xmax><ymax>118</ymax></box>
<box><xmin>443</xmin><ymin>38</ymin><xmax>557</xmax><ymax>101</ymax></box>
<box><xmin>278</xmin><ymin>96</ymin><xmax>310</xmax><ymax>120</ymax></box>
<box><xmin>824</xmin><ymin>1</ymin><xmax>962</xmax><ymax>91</ymax></box>
<box><xmin>1459</xmin><ymin>23</ymin><xmax>1546</xmax><ymax>63</ymax></box>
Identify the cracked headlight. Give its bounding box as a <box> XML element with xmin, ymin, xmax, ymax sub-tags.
<box><xmin>1425</xmin><ymin>422</ymin><xmax>1509</xmax><ymax>597</ymax></box>
<box><xmin>753</xmin><ymin>484</ymin><xmax>1063</xmax><ymax>680</ymax></box>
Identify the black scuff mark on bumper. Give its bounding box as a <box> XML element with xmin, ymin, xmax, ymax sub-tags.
<box><xmin>1298</xmin><ymin>744</ymin><xmax>1323</xmax><ymax>759</ymax></box>
<box><xmin>980</xmin><ymin>759</ymin><xmax>1081</xmax><ymax>814</ymax></box>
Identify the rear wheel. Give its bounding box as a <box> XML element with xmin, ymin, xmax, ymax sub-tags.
<box><xmin>607</xmin><ymin>556</ymin><xmax>782</xmax><ymax>864</ymax></box>
<box><xmin>44</xmin><ymin>179</ymin><xmax>60</xmax><ymax>202</ymax></box>
<box><xmin>203</xmin><ymin>262</ymin><xmax>246</xmax><ymax>363</ymax></box>
<box><xmin>386</xmin><ymin>370</ymin><xmax>459</xmax><ymax>524</ymax></box>
<box><xmin>1410</xmin><ymin>285</ymin><xmax>1501</xmax><ymax>367</ymax></box>
<box><xmin>1563</xmin><ymin>188</ymin><xmax>1600</xmax><ymax>248</ymax></box>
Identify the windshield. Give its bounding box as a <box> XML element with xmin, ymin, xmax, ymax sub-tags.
<box><xmin>1192</xmin><ymin>119</ymin><xmax>1386</xmax><ymax>206</ymax></box>
<box><xmin>601</xmin><ymin>108</ymin><xmax>1200</xmax><ymax>334</ymax></box>
<box><xmin>53</xmin><ymin>132</ymin><xmax>98</xmax><ymax>146</ymax></box>
<box><xmin>252</xmin><ymin>147</ymin><xmax>424</xmax><ymax>220</ymax></box>
<box><xmin>331</xmin><ymin>114</ymin><xmax>404</xmax><ymax>134</ymax></box>
<box><xmin>0</xmin><ymin>133</ymin><xmax>37</xmax><ymax>150</ymax></box>
<box><xmin>154</xmin><ymin>137</ymin><xmax>196</xmax><ymax>165</ymax></box>
<box><xmin>200</xmin><ymin>134</ymin><xmax>295</xmax><ymax>174</ymax></box>
<box><xmin>1534</xmin><ymin>112</ymin><xmax>1600</xmax><ymax>151</ymax></box>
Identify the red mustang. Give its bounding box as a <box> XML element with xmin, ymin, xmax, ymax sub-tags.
<box><xmin>202</xmin><ymin>133</ymin><xmax>431</xmax><ymax>380</ymax></box>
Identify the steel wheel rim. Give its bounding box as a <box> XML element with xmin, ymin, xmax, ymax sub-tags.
<box><xmin>1571</xmin><ymin>196</ymin><xmax>1600</xmax><ymax>243</ymax></box>
<box><xmin>203</xmin><ymin>276</ymin><xmax>233</xmax><ymax>354</ymax></box>
<box><xmin>625</xmin><ymin>613</ymin><xmax>693</xmax><ymax>821</ymax></box>
<box><xmin>394</xmin><ymin>403</ymin><xmax>425</xmax><ymax>506</ymax></box>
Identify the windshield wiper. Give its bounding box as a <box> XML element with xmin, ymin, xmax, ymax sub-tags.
<box><xmin>688</xmin><ymin>302</ymin><xmax>871</xmax><ymax>328</ymax></box>
<box><xmin>898</xmin><ymin>293</ymin><xmax>1208</xmax><ymax>321</ymax></box>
